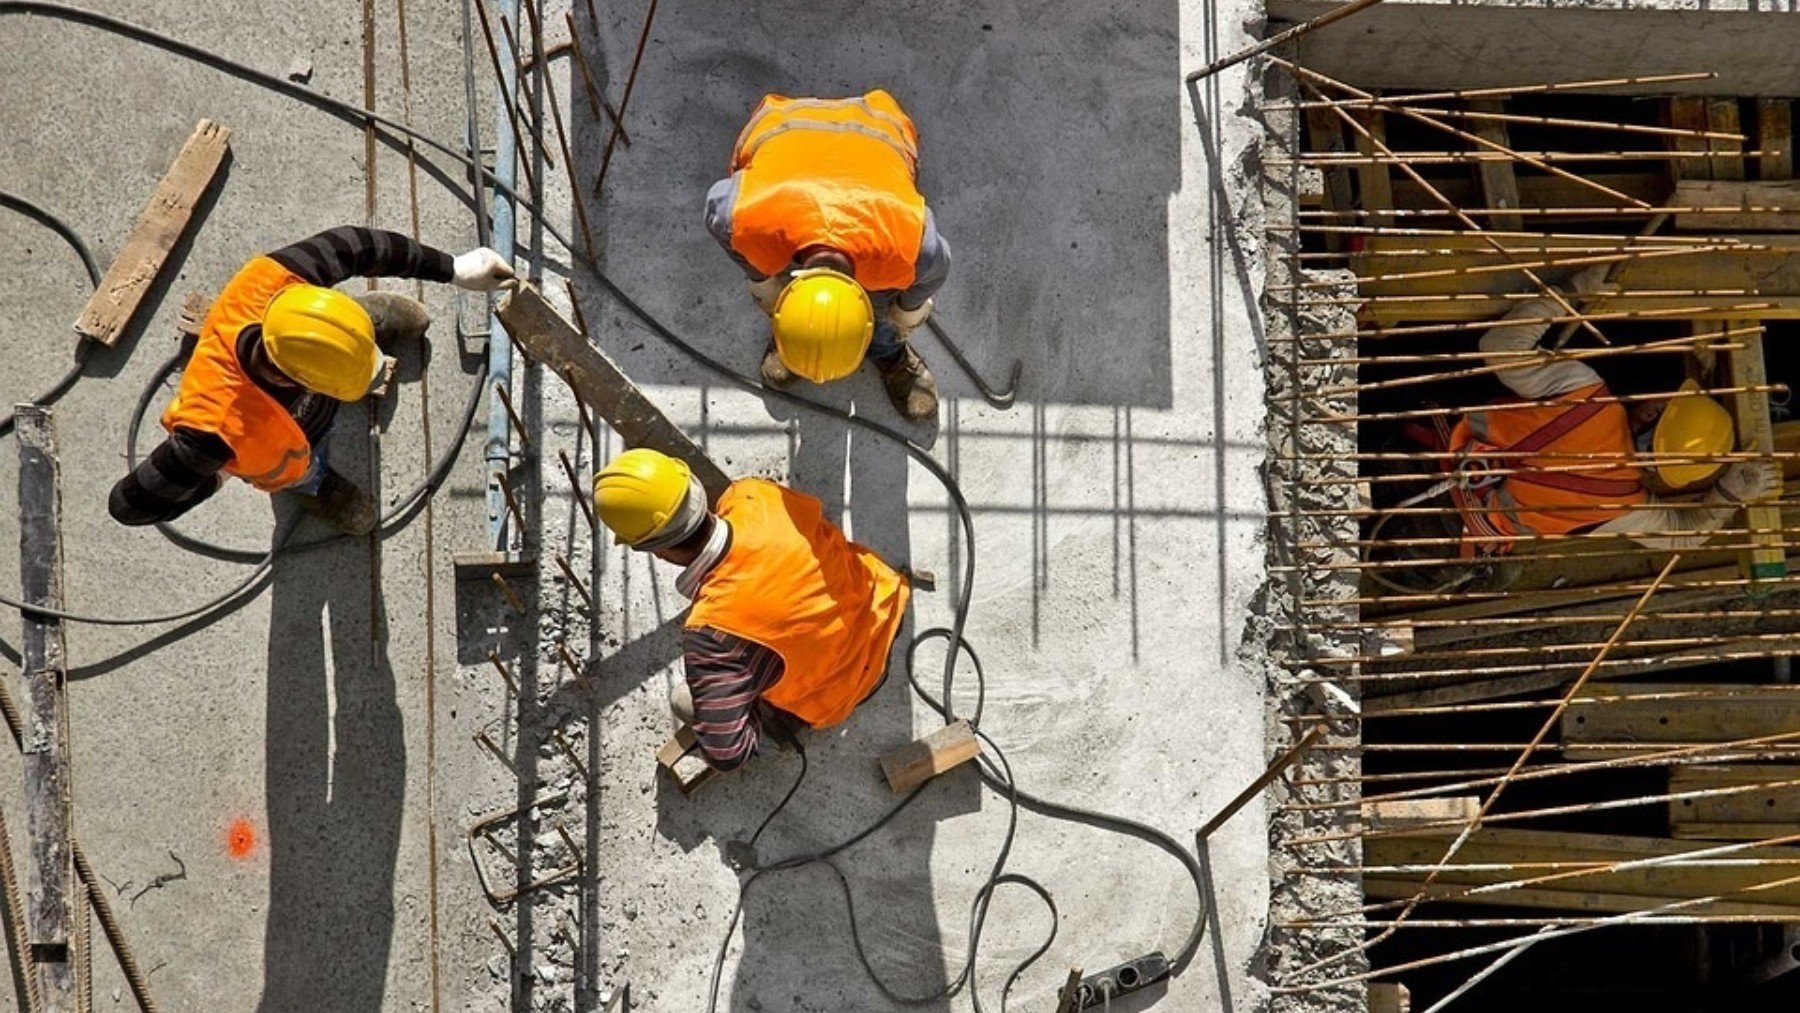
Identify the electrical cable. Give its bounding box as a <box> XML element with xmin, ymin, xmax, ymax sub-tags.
<box><xmin>2</xmin><ymin>5</ymin><xmax>1212</xmax><ymax>1004</ymax></box>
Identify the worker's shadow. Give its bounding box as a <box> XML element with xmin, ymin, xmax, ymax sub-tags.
<box><xmin>651</xmin><ymin>387</ymin><xmax>975</xmax><ymax>1011</ymax></box>
<box><xmin>257</xmin><ymin>511</ymin><xmax>403</xmax><ymax>1011</ymax></box>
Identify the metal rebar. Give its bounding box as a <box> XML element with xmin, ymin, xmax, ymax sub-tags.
<box><xmin>1272</xmin><ymin>241</ymin><xmax>1763</xmax><ymax>293</ymax></box>
<box><xmin>489</xmin><ymin>571</ymin><xmax>526</xmax><ymax>614</ymax></box>
<box><xmin>0</xmin><ymin>802</ymin><xmax>39</xmax><ymax>1013</ymax></box>
<box><xmin>71</xmin><ymin>844</ymin><xmax>155</xmax><ymax>1013</ymax></box>
<box><xmin>558</xmin><ymin>451</ymin><xmax>598</xmax><ymax>532</ymax></box>
<box><xmin>595</xmin><ymin>0</ymin><xmax>658</xmax><ymax>198</ymax></box>
<box><xmin>486</xmin><ymin>652</ymin><xmax>521</xmax><ymax>697</ymax></box>
<box><xmin>494</xmin><ymin>12</ymin><xmax>553</xmax><ymax>169</ymax></box>
<box><xmin>554</xmin><ymin>553</ymin><xmax>594</xmax><ymax>609</ymax></box>
<box><xmin>1277</xmin><ymin>149</ymin><xmax>1771</xmax><ymax>167</ymax></box>
<box><xmin>470</xmin><ymin>0</ymin><xmax>540</xmax><ymax>197</ymax></box>
<box><xmin>493</xmin><ymin>383</ymin><xmax>534</xmax><ymax>452</ymax></box>
<box><xmin>564</xmin><ymin>11</ymin><xmax>629</xmax><ymax>146</ymax></box>
<box><xmin>1262</xmin><ymin>71</ymin><xmax>1717</xmax><ymax>111</ymax></box>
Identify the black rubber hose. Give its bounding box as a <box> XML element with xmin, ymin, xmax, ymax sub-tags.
<box><xmin>0</xmin><ymin>190</ymin><xmax>102</xmax><ymax>437</ymax></box>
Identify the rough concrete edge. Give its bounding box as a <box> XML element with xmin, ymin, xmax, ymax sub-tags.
<box><xmin>1249</xmin><ymin>57</ymin><xmax>1370</xmax><ymax>1013</ymax></box>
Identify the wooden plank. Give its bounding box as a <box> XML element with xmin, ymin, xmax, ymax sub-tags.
<box><xmin>1561</xmin><ymin>683</ymin><xmax>1800</xmax><ymax>759</ymax></box>
<box><xmin>1707</xmin><ymin>99</ymin><xmax>1745</xmax><ymax>183</ymax></box>
<box><xmin>1306</xmin><ymin>108</ymin><xmax>1355</xmax><ymax>253</ymax></box>
<box><xmin>1725</xmin><ymin>324</ymin><xmax>1787</xmax><ymax>583</ymax></box>
<box><xmin>1673</xmin><ymin>179</ymin><xmax>1800</xmax><ymax>232</ymax></box>
<box><xmin>1367</xmin><ymin>982</ymin><xmax>1410</xmax><ymax>1013</ymax></box>
<box><xmin>17</xmin><ymin>406</ymin><xmax>74</xmax><ymax>1008</ymax></box>
<box><xmin>174</xmin><ymin>291</ymin><xmax>211</xmax><ymax>341</ymax></box>
<box><xmin>656</xmin><ymin>726</ymin><xmax>716</xmax><ymax>796</ymax></box>
<box><xmin>1362</xmin><ymin>796</ymin><xmax>1477</xmax><ymax>831</ymax></box>
<box><xmin>1366</xmin><ymin>827</ymin><xmax>1800</xmax><ymax>915</ymax></box>
<box><xmin>1391</xmin><ymin>171</ymin><xmax>1670</xmax><ymax>213</ymax></box>
<box><xmin>496</xmin><ymin>283</ymin><xmax>730</xmax><ymax>504</ymax></box>
<box><xmin>1351</xmin><ymin>110</ymin><xmax>1394</xmax><ymax>229</ymax></box>
<box><xmin>1759</xmin><ymin>100</ymin><xmax>1793</xmax><ymax>181</ymax></box>
<box><xmin>73</xmin><ymin>120</ymin><xmax>230</xmax><ymax>346</ymax></box>
<box><xmin>1669</xmin><ymin>97</ymin><xmax>1711</xmax><ymax>184</ymax></box>
<box><xmin>881</xmin><ymin>719</ymin><xmax>981</xmax><ymax>794</ymax></box>
<box><xmin>1669</xmin><ymin>765</ymin><xmax>1800</xmax><ymax>837</ymax></box>
<box><xmin>1469</xmin><ymin>100</ymin><xmax>1522</xmax><ymax>231</ymax></box>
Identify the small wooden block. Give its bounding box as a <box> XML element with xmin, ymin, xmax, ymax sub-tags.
<box><xmin>175</xmin><ymin>291</ymin><xmax>211</xmax><ymax>340</ymax></box>
<box><xmin>368</xmin><ymin>355</ymin><xmax>399</xmax><ymax>399</ymax></box>
<box><xmin>1362</xmin><ymin>796</ymin><xmax>1478</xmax><ymax>832</ymax></box>
<box><xmin>1367</xmin><ymin>982</ymin><xmax>1410</xmax><ymax>1013</ymax></box>
<box><xmin>76</xmin><ymin>119</ymin><xmax>231</xmax><ymax>345</ymax></box>
<box><xmin>657</xmin><ymin>725</ymin><xmax>716</xmax><ymax>796</ymax></box>
<box><xmin>881</xmin><ymin>719</ymin><xmax>980</xmax><ymax>794</ymax></box>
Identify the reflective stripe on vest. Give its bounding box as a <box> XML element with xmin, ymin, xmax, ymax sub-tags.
<box><xmin>1449</xmin><ymin>382</ymin><xmax>1646</xmax><ymax>547</ymax></box>
<box><xmin>684</xmin><ymin>479</ymin><xmax>910</xmax><ymax>729</ymax></box>
<box><xmin>161</xmin><ymin>256</ymin><xmax>315</xmax><ymax>492</ymax></box>
<box><xmin>726</xmin><ymin>90</ymin><xmax>928</xmax><ymax>292</ymax></box>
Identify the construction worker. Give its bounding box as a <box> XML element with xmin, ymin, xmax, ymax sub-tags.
<box><xmin>1380</xmin><ymin>266</ymin><xmax>1776</xmax><ymax>589</ymax></box>
<box><xmin>705</xmin><ymin>89</ymin><xmax>950</xmax><ymax>423</ymax></box>
<box><xmin>594</xmin><ymin>449</ymin><xmax>910</xmax><ymax>772</ymax></box>
<box><xmin>108</xmin><ymin>227</ymin><xmax>514</xmax><ymax>534</ymax></box>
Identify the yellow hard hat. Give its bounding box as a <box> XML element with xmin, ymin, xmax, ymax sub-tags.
<box><xmin>771</xmin><ymin>268</ymin><xmax>874</xmax><ymax>383</ymax></box>
<box><xmin>261</xmin><ymin>285</ymin><xmax>381</xmax><ymax>401</ymax></box>
<box><xmin>1653</xmin><ymin>379</ymin><xmax>1735</xmax><ymax>489</ymax></box>
<box><xmin>593</xmin><ymin>448</ymin><xmax>697</xmax><ymax>547</ymax></box>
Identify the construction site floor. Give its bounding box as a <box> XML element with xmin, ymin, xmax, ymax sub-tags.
<box><xmin>0</xmin><ymin>1</ymin><xmax>1272</xmax><ymax>1009</ymax></box>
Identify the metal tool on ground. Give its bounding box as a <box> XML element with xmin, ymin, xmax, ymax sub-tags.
<box><xmin>924</xmin><ymin>318</ymin><xmax>1020</xmax><ymax>410</ymax></box>
<box><xmin>1183</xmin><ymin>0</ymin><xmax>1390</xmax><ymax>84</ymax></box>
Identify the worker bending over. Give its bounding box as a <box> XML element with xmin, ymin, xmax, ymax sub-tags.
<box><xmin>594</xmin><ymin>449</ymin><xmax>911</xmax><ymax>772</ymax></box>
<box><xmin>705</xmin><ymin>89</ymin><xmax>951</xmax><ymax>423</ymax></box>
<box><xmin>109</xmin><ymin>227</ymin><xmax>513</xmax><ymax>535</ymax></box>
<box><xmin>1449</xmin><ymin>266</ymin><xmax>1773</xmax><ymax>557</ymax></box>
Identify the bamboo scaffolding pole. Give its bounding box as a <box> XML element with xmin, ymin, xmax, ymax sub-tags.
<box><xmin>1283</xmin><ymin>558</ymin><xmax>1675</xmax><ymax>980</ymax></box>
<box><xmin>1270</xmin><ymin>241</ymin><xmax>1764</xmax><ymax>293</ymax></box>
<box><xmin>1274</xmin><ymin>305</ymin><xmax>1773</xmax><ymax>344</ymax></box>
<box><xmin>1278</xmin><ymin>149</ymin><xmax>1774</xmax><ymax>167</ymax></box>
<box><xmin>1275</xmin><ymin>60</ymin><xmax>1613</xmax><ymax>344</ymax></box>
<box><xmin>1275</xmin><ymin>57</ymin><xmax>1654</xmax><ymax>212</ymax></box>
<box><xmin>1260</xmin><ymin>71</ymin><xmax>1718</xmax><ymax>112</ymax></box>
<box><xmin>1292</xmin><ymin>384</ymin><xmax>1785</xmax><ymax>426</ymax></box>
<box><xmin>1284</xmin><ymin>729</ymin><xmax>1800</xmax><ymax>812</ymax></box>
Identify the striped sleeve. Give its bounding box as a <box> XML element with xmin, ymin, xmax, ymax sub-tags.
<box><xmin>268</xmin><ymin>226</ymin><xmax>455</xmax><ymax>287</ymax></box>
<box><xmin>108</xmin><ymin>428</ymin><xmax>232</xmax><ymax>525</ymax></box>
<box><xmin>680</xmin><ymin>626</ymin><xmax>786</xmax><ymax>772</ymax></box>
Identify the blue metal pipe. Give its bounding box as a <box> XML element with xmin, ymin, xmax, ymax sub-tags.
<box><xmin>485</xmin><ymin>0</ymin><xmax>519</xmax><ymax>552</ymax></box>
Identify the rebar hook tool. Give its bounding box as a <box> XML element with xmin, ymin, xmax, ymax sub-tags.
<box><xmin>925</xmin><ymin>318</ymin><xmax>1021</xmax><ymax>409</ymax></box>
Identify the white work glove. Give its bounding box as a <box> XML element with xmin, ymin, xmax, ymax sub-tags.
<box><xmin>748</xmin><ymin>275</ymin><xmax>783</xmax><ymax>315</ymax></box>
<box><xmin>1717</xmin><ymin>461</ymin><xmax>1779</xmax><ymax>503</ymax></box>
<box><xmin>452</xmin><ymin>247</ymin><xmax>516</xmax><ymax>291</ymax></box>
<box><xmin>1569</xmin><ymin>264</ymin><xmax>1616</xmax><ymax>297</ymax></box>
<box><xmin>887</xmin><ymin>298</ymin><xmax>933</xmax><ymax>337</ymax></box>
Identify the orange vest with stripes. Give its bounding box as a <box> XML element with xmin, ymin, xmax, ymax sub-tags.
<box><xmin>727</xmin><ymin>90</ymin><xmax>928</xmax><ymax>292</ymax></box>
<box><xmin>161</xmin><ymin>256</ymin><xmax>314</xmax><ymax>492</ymax></box>
<box><xmin>685</xmin><ymin>479</ymin><xmax>911</xmax><ymax>729</ymax></box>
<box><xmin>1449</xmin><ymin>382</ymin><xmax>1648</xmax><ymax>553</ymax></box>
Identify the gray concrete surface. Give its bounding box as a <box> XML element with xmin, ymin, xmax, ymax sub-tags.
<box><xmin>0</xmin><ymin>0</ymin><xmax>1275</xmax><ymax>1009</ymax></box>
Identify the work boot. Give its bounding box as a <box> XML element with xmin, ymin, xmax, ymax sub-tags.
<box><xmin>298</xmin><ymin>467</ymin><xmax>378</xmax><ymax>537</ymax></box>
<box><xmin>759</xmin><ymin>338</ymin><xmax>796</xmax><ymax>389</ymax></box>
<box><xmin>354</xmin><ymin>292</ymin><xmax>432</xmax><ymax>350</ymax></box>
<box><xmin>877</xmin><ymin>344</ymin><xmax>939</xmax><ymax>423</ymax></box>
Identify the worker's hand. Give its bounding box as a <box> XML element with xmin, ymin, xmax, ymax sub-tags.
<box><xmin>1718</xmin><ymin>462</ymin><xmax>1779</xmax><ymax>503</ymax></box>
<box><xmin>452</xmin><ymin>247</ymin><xmax>516</xmax><ymax>291</ymax></box>
<box><xmin>1570</xmin><ymin>264</ymin><xmax>1617</xmax><ymax>297</ymax></box>
<box><xmin>748</xmin><ymin>275</ymin><xmax>783</xmax><ymax>315</ymax></box>
<box><xmin>887</xmin><ymin>298</ymin><xmax>933</xmax><ymax>336</ymax></box>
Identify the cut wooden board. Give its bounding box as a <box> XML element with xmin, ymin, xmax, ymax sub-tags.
<box><xmin>1351</xmin><ymin>110</ymin><xmax>1392</xmax><ymax>229</ymax></box>
<box><xmin>1390</xmin><ymin>171</ymin><xmax>1670</xmax><ymax>213</ymax></box>
<box><xmin>1673</xmin><ymin>180</ymin><xmax>1800</xmax><ymax>232</ymax></box>
<box><xmin>1707</xmin><ymin>99</ymin><xmax>1745</xmax><ymax>183</ymax></box>
<box><xmin>881</xmin><ymin>719</ymin><xmax>980</xmax><ymax>794</ymax></box>
<box><xmin>1366</xmin><ymin>828</ymin><xmax>1800</xmax><ymax>915</ymax></box>
<box><xmin>1469</xmin><ymin>100</ymin><xmax>1521</xmax><ymax>232</ymax></box>
<box><xmin>1724</xmin><ymin>325</ymin><xmax>1787</xmax><ymax>582</ymax></box>
<box><xmin>74</xmin><ymin>120</ymin><xmax>231</xmax><ymax>346</ymax></box>
<box><xmin>656</xmin><ymin>725</ymin><xmax>716</xmax><ymax>796</ymax></box>
<box><xmin>1305</xmin><ymin>108</ymin><xmax>1355</xmax><ymax>254</ymax></box>
<box><xmin>1367</xmin><ymin>983</ymin><xmax>1410</xmax><ymax>1013</ymax></box>
<box><xmin>174</xmin><ymin>291</ymin><xmax>211</xmax><ymax>341</ymax></box>
<box><xmin>1668</xmin><ymin>97</ymin><xmax>1712</xmax><ymax>185</ymax></box>
<box><xmin>1669</xmin><ymin>764</ymin><xmax>1800</xmax><ymax>839</ymax></box>
<box><xmin>496</xmin><ymin>283</ymin><xmax>730</xmax><ymax>503</ymax></box>
<box><xmin>1561</xmin><ymin>683</ymin><xmax>1800</xmax><ymax>759</ymax></box>
<box><xmin>1760</xmin><ymin>100</ymin><xmax>1793</xmax><ymax>181</ymax></box>
<box><xmin>1362</xmin><ymin>796</ymin><xmax>1477</xmax><ymax>832</ymax></box>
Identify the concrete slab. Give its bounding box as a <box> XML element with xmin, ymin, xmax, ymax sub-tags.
<box><xmin>0</xmin><ymin>0</ymin><xmax>1276</xmax><ymax>1010</ymax></box>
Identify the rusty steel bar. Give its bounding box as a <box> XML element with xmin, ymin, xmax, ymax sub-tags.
<box><xmin>1262</xmin><ymin>71</ymin><xmax>1718</xmax><ymax>111</ymax></box>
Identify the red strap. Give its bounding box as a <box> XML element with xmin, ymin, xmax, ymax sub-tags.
<box><xmin>1506</xmin><ymin>469</ymin><xmax>1643</xmax><ymax>497</ymax></box>
<box><xmin>1508</xmin><ymin>398</ymin><xmax>1609</xmax><ymax>456</ymax></box>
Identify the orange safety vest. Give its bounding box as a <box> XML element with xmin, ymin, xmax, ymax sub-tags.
<box><xmin>1449</xmin><ymin>382</ymin><xmax>1648</xmax><ymax>555</ymax></box>
<box><xmin>161</xmin><ymin>256</ymin><xmax>315</xmax><ymax>492</ymax></box>
<box><xmin>727</xmin><ymin>90</ymin><xmax>928</xmax><ymax>292</ymax></box>
<box><xmin>685</xmin><ymin>479</ymin><xmax>911</xmax><ymax>729</ymax></box>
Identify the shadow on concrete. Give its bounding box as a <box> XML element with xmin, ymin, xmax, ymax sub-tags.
<box><xmin>258</xmin><ymin>514</ymin><xmax>404</xmax><ymax>1011</ymax></box>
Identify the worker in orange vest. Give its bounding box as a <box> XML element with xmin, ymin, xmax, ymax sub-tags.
<box><xmin>109</xmin><ymin>227</ymin><xmax>514</xmax><ymax>535</ymax></box>
<box><xmin>1423</xmin><ymin>267</ymin><xmax>1775</xmax><ymax>570</ymax></box>
<box><xmin>705</xmin><ymin>90</ymin><xmax>951</xmax><ymax>423</ymax></box>
<box><xmin>593</xmin><ymin>448</ymin><xmax>910</xmax><ymax>771</ymax></box>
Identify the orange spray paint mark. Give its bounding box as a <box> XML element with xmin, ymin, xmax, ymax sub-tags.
<box><xmin>225</xmin><ymin>818</ymin><xmax>258</xmax><ymax>860</ymax></box>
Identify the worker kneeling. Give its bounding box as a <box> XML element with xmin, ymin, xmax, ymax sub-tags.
<box><xmin>705</xmin><ymin>89</ymin><xmax>951</xmax><ymax>423</ymax></box>
<box><xmin>595</xmin><ymin>449</ymin><xmax>911</xmax><ymax>772</ymax></box>
<box><xmin>109</xmin><ymin>227</ymin><xmax>514</xmax><ymax>535</ymax></box>
<box><xmin>1377</xmin><ymin>266</ymin><xmax>1778</xmax><ymax>591</ymax></box>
